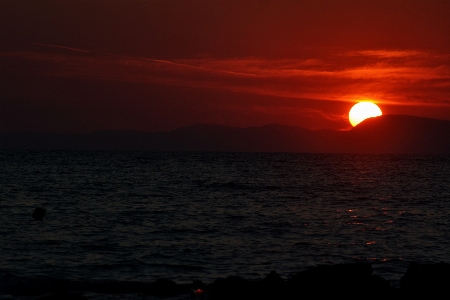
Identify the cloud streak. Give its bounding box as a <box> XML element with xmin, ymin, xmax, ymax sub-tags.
<box><xmin>4</xmin><ymin>47</ymin><xmax>448</xmax><ymax>108</ymax></box>
<box><xmin>31</xmin><ymin>42</ymin><xmax>92</xmax><ymax>53</ymax></box>
<box><xmin>2</xmin><ymin>47</ymin><xmax>449</xmax><ymax>132</ymax></box>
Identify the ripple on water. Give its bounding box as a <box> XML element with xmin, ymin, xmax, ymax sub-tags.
<box><xmin>0</xmin><ymin>151</ymin><xmax>449</xmax><ymax>284</ymax></box>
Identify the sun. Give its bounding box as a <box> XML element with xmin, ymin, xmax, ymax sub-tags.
<box><xmin>349</xmin><ymin>102</ymin><xmax>382</xmax><ymax>127</ymax></box>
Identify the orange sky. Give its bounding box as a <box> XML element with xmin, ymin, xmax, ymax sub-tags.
<box><xmin>1</xmin><ymin>0</ymin><xmax>449</xmax><ymax>133</ymax></box>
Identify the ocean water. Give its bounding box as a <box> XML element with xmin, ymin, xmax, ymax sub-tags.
<box><xmin>1</xmin><ymin>151</ymin><xmax>449</xmax><ymax>297</ymax></box>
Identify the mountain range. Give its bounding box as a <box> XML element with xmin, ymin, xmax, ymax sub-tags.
<box><xmin>1</xmin><ymin>115</ymin><xmax>450</xmax><ymax>154</ymax></box>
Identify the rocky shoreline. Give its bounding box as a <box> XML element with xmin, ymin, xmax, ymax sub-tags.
<box><xmin>2</xmin><ymin>262</ymin><xmax>449</xmax><ymax>299</ymax></box>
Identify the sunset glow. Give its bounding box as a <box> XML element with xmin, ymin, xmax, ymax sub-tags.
<box><xmin>2</xmin><ymin>2</ymin><xmax>450</xmax><ymax>298</ymax></box>
<box><xmin>349</xmin><ymin>102</ymin><xmax>382</xmax><ymax>127</ymax></box>
<box><xmin>0</xmin><ymin>0</ymin><xmax>449</xmax><ymax>133</ymax></box>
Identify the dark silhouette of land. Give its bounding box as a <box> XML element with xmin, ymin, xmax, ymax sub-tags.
<box><xmin>1</xmin><ymin>115</ymin><xmax>450</xmax><ymax>154</ymax></box>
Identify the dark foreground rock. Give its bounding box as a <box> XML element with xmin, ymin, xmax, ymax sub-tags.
<box><xmin>207</xmin><ymin>263</ymin><xmax>395</xmax><ymax>299</ymax></box>
<box><xmin>400</xmin><ymin>262</ymin><xmax>450</xmax><ymax>295</ymax></box>
<box><xmin>2</xmin><ymin>262</ymin><xmax>449</xmax><ymax>299</ymax></box>
<box><xmin>149</xmin><ymin>278</ymin><xmax>187</xmax><ymax>296</ymax></box>
<box><xmin>286</xmin><ymin>263</ymin><xmax>393</xmax><ymax>297</ymax></box>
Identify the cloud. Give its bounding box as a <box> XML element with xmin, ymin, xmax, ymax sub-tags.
<box><xmin>31</xmin><ymin>43</ymin><xmax>92</xmax><ymax>53</ymax></box>
<box><xmin>2</xmin><ymin>47</ymin><xmax>450</xmax><ymax>109</ymax></box>
<box><xmin>345</xmin><ymin>50</ymin><xmax>425</xmax><ymax>58</ymax></box>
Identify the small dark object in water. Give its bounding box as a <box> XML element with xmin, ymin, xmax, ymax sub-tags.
<box><xmin>32</xmin><ymin>207</ymin><xmax>46</xmax><ymax>220</ymax></box>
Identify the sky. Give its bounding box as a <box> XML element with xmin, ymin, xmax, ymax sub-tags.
<box><xmin>1</xmin><ymin>0</ymin><xmax>449</xmax><ymax>133</ymax></box>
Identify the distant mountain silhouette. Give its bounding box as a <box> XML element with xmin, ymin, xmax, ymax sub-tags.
<box><xmin>1</xmin><ymin>115</ymin><xmax>449</xmax><ymax>154</ymax></box>
<box><xmin>350</xmin><ymin>115</ymin><xmax>450</xmax><ymax>154</ymax></box>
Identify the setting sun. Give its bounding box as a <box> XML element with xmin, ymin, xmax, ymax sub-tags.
<box><xmin>349</xmin><ymin>102</ymin><xmax>382</xmax><ymax>127</ymax></box>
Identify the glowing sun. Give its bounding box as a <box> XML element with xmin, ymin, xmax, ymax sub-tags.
<box><xmin>349</xmin><ymin>102</ymin><xmax>382</xmax><ymax>126</ymax></box>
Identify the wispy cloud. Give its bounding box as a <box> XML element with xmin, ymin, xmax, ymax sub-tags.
<box><xmin>31</xmin><ymin>42</ymin><xmax>92</xmax><ymax>53</ymax></box>
<box><xmin>2</xmin><ymin>47</ymin><xmax>450</xmax><ymax>108</ymax></box>
<box><xmin>345</xmin><ymin>50</ymin><xmax>425</xmax><ymax>58</ymax></box>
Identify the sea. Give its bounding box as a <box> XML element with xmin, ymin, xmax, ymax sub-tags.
<box><xmin>1</xmin><ymin>150</ymin><xmax>449</xmax><ymax>299</ymax></box>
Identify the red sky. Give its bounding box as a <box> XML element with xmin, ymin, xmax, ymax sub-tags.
<box><xmin>1</xmin><ymin>0</ymin><xmax>450</xmax><ymax>133</ymax></box>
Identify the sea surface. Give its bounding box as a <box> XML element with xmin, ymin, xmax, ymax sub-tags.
<box><xmin>1</xmin><ymin>150</ymin><xmax>449</xmax><ymax>298</ymax></box>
